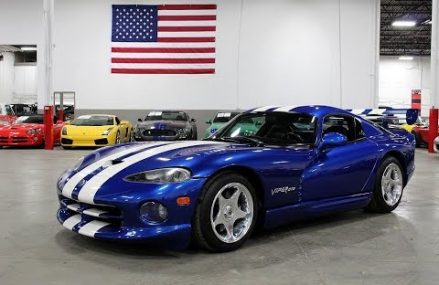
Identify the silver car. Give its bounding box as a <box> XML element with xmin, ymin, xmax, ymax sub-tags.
<box><xmin>133</xmin><ymin>111</ymin><xmax>197</xmax><ymax>141</ymax></box>
<box><xmin>434</xmin><ymin>136</ymin><xmax>439</xmax><ymax>153</ymax></box>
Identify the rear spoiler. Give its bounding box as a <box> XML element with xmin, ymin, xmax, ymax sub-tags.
<box><xmin>346</xmin><ymin>108</ymin><xmax>419</xmax><ymax>125</ymax></box>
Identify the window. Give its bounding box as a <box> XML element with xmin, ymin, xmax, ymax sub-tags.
<box><xmin>323</xmin><ymin>115</ymin><xmax>364</xmax><ymax>142</ymax></box>
<box><xmin>115</xmin><ymin>117</ymin><xmax>121</xmax><ymax>125</ymax></box>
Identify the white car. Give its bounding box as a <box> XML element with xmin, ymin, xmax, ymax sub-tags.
<box><xmin>434</xmin><ymin>136</ymin><xmax>439</xmax><ymax>153</ymax></box>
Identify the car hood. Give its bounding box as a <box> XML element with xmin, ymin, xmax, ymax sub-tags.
<box><xmin>0</xmin><ymin>123</ymin><xmax>43</xmax><ymax>133</ymax></box>
<box><xmin>65</xmin><ymin>125</ymin><xmax>113</xmax><ymax>136</ymax></box>
<box><xmin>136</xmin><ymin>120</ymin><xmax>188</xmax><ymax>130</ymax></box>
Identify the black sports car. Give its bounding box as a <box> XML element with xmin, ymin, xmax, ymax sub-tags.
<box><xmin>133</xmin><ymin>111</ymin><xmax>197</xmax><ymax>141</ymax></box>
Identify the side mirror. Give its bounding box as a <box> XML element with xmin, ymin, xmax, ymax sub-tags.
<box><xmin>321</xmin><ymin>132</ymin><xmax>347</xmax><ymax>148</ymax></box>
<box><xmin>406</xmin><ymin>109</ymin><xmax>419</xmax><ymax>125</ymax></box>
<box><xmin>137</xmin><ymin>118</ymin><xmax>143</xmax><ymax>122</ymax></box>
<box><xmin>206</xmin><ymin>119</ymin><xmax>212</xmax><ymax>124</ymax></box>
<box><xmin>191</xmin><ymin>118</ymin><xmax>196</xmax><ymax>123</ymax></box>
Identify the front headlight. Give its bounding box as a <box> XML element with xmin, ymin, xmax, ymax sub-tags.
<box><xmin>177</xmin><ymin>128</ymin><xmax>191</xmax><ymax>138</ymax></box>
<box><xmin>62</xmin><ymin>127</ymin><xmax>67</xmax><ymax>135</ymax></box>
<box><xmin>124</xmin><ymin>168</ymin><xmax>191</xmax><ymax>183</ymax></box>
<box><xmin>102</xmin><ymin>127</ymin><xmax>113</xmax><ymax>136</ymax></box>
<box><xmin>27</xmin><ymin>128</ymin><xmax>42</xmax><ymax>135</ymax></box>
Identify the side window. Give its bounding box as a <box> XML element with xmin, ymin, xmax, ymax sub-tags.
<box><xmin>323</xmin><ymin>115</ymin><xmax>363</xmax><ymax>142</ymax></box>
<box><xmin>115</xmin><ymin>117</ymin><xmax>121</xmax><ymax>125</ymax></box>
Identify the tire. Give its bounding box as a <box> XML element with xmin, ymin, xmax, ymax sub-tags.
<box><xmin>411</xmin><ymin>131</ymin><xmax>421</xmax><ymax>148</ymax></box>
<box><xmin>366</xmin><ymin>156</ymin><xmax>404</xmax><ymax>213</ymax></box>
<box><xmin>193</xmin><ymin>173</ymin><xmax>258</xmax><ymax>252</ymax></box>
<box><xmin>115</xmin><ymin>131</ymin><xmax>121</xmax><ymax>144</ymax></box>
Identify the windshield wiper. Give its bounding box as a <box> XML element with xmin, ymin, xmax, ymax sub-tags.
<box><xmin>218</xmin><ymin>136</ymin><xmax>265</xmax><ymax>147</ymax></box>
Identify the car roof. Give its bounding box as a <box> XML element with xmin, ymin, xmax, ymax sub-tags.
<box><xmin>246</xmin><ymin>105</ymin><xmax>353</xmax><ymax>118</ymax></box>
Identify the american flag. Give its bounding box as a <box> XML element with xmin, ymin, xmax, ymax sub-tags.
<box><xmin>111</xmin><ymin>4</ymin><xmax>216</xmax><ymax>74</ymax></box>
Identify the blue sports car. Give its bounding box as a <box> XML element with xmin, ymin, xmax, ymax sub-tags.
<box><xmin>57</xmin><ymin>105</ymin><xmax>415</xmax><ymax>252</ymax></box>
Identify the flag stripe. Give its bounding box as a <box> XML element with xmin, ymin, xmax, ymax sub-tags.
<box><xmin>112</xmin><ymin>42</ymin><xmax>215</xmax><ymax>48</ymax></box>
<box><xmin>112</xmin><ymin>63</ymin><xmax>215</xmax><ymax>69</ymax></box>
<box><xmin>158</xmin><ymin>15</ymin><xmax>216</xmax><ymax>21</ymax></box>
<box><xmin>157</xmin><ymin>31</ymin><xmax>216</xmax><ymax>37</ymax></box>
<box><xmin>112</xmin><ymin>58</ymin><xmax>215</xmax><ymax>64</ymax></box>
<box><xmin>111</xmin><ymin>47</ymin><xmax>215</xmax><ymax>53</ymax></box>
<box><xmin>158</xmin><ymin>10</ymin><xmax>217</xmax><ymax>16</ymax></box>
<box><xmin>158</xmin><ymin>20</ymin><xmax>216</xmax><ymax>27</ymax></box>
<box><xmin>157</xmin><ymin>4</ymin><xmax>217</xmax><ymax>10</ymax></box>
<box><xmin>112</xmin><ymin>52</ymin><xmax>215</xmax><ymax>58</ymax></box>
<box><xmin>157</xmin><ymin>37</ymin><xmax>215</xmax><ymax>42</ymax></box>
<box><xmin>112</xmin><ymin>68</ymin><xmax>215</xmax><ymax>74</ymax></box>
<box><xmin>157</xmin><ymin>26</ymin><xmax>216</xmax><ymax>32</ymax></box>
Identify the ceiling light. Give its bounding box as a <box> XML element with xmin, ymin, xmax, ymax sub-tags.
<box><xmin>20</xmin><ymin>46</ymin><xmax>37</xmax><ymax>51</ymax></box>
<box><xmin>392</xmin><ymin>21</ymin><xmax>416</xmax><ymax>27</ymax></box>
<box><xmin>399</xmin><ymin>56</ymin><xmax>414</xmax><ymax>61</ymax></box>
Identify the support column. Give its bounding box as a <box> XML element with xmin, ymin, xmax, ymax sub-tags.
<box><xmin>42</xmin><ymin>0</ymin><xmax>54</xmax><ymax>106</ymax></box>
<box><xmin>431</xmin><ymin>0</ymin><xmax>439</xmax><ymax>108</ymax></box>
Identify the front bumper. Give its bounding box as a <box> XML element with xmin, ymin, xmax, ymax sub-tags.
<box><xmin>0</xmin><ymin>135</ymin><xmax>43</xmax><ymax>147</ymax></box>
<box><xmin>56</xmin><ymin>177</ymin><xmax>207</xmax><ymax>249</ymax></box>
<box><xmin>61</xmin><ymin>135</ymin><xmax>113</xmax><ymax>147</ymax></box>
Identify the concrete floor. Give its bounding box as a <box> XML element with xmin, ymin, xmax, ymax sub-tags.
<box><xmin>0</xmin><ymin>148</ymin><xmax>438</xmax><ymax>285</ymax></box>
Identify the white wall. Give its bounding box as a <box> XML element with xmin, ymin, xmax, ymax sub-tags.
<box><xmin>13</xmin><ymin>65</ymin><xmax>38</xmax><ymax>103</ymax></box>
<box><xmin>0</xmin><ymin>0</ymin><xmax>45</xmax><ymax>107</ymax></box>
<box><xmin>53</xmin><ymin>0</ymin><xmax>379</xmax><ymax>110</ymax></box>
<box><xmin>0</xmin><ymin>52</ymin><xmax>15</xmax><ymax>103</ymax></box>
<box><xmin>379</xmin><ymin>56</ymin><xmax>431</xmax><ymax>116</ymax></box>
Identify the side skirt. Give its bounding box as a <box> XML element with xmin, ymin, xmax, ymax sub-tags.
<box><xmin>264</xmin><ymin>192</ymin><xmax>372</xmax><ymax>229</ymax></box>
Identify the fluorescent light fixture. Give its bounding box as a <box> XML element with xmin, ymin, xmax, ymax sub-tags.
<box><xmin>399</xmin><ymin>56</ymin><xmax>414</xmax><ymax>61</ymax></box>
<box><xmin>20</xmin><ymin>46</ymin><xmax>37</xmax><ymax>51</ymax></box>
<box><xmin>392</xmin><ymin>20</ymin><xmax>416</xmax><ymax>27</ymax></box>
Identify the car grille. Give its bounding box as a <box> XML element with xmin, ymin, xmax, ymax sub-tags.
<box><xmin>142</xmin><ymin>129</ymin><xmax>176</xmax><ymax>136</ymax></box>
<box><xmin>12</xmin><ymin>137</ymin><xmax>28</xmax><ymax>143</ymax></box>
<box><xmin>62</xmin><ymin>138</ymin><xmax>73</xmax><ymax>145</ymax></box>
<box><xmin>0</xmin><ymin>136</ymin><xmax>7</xmax><ymax>143</ymax></box>
<box><xmin>95</xmin><ymin>138</ymin><xmax>108</xmax><ymax>145</ymax></box>
<box><xmin>60</xmin><ymin>196</ymin><xmax>123</xmax><ymax>227</ymax></box>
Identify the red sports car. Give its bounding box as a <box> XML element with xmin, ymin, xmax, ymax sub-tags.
<box><xmin>0</xmin><ymin>115</ymin><xmax>64</xmax><ymax>148</ymax></box>
<box><xmin>412</xmin><ymin>125</ymin><xmax>439</xmax><ymax>148</ymax></box>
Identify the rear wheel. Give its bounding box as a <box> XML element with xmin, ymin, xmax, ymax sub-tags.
<box><xmin>115</xmin><ymin>131</ymin><xmax>121</xmax><ymax>144</ymax></box>
<box><xmin>193</xmin><ymin>173</ymin><xmax>258</xmax><ymax>252</ymax></box>
<box><xmin>366</xmin><ymin>157</ymin><xmax>404</xmax><ymax>213</ymax></box>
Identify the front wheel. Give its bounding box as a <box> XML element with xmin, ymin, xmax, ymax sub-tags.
<box><xmin>193</xmin><ymin>173</ymin><xmax>258</xmax><ymax>252</ymax></box>
<box><xmin>366</xmin><ymin>157</ymin><xmax>404</xmax><ymax>213</ymax></box>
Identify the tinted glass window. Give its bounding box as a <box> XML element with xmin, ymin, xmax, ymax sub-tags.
<box><xmin>71</xmin><ymin>115</ymin><xmax>114</xmax><ymax>126</ymax></box>
<box><xmin>323</xmin><ymin>115</ymin><xmax>364</xmax><ymax>141</ymax></box>
<box><xmin>215</xmin><ymin>112</ymin><xmax>317</xmax><ymax>146</ymax></box>
<box><xmin>15</xmin><ymin>116</ymin><xmax>44</xmax><ymax>124</ymax></box>
<box><xmin>144</xmin><ymin>111</ymin><xmax>187</xmax><ymax>121</ymax></box>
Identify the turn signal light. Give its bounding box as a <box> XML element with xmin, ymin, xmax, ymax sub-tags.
<box><xmin>176</xmin><ymin>196</ymin><xmax>191</xmax><ymax>206</ymax></box>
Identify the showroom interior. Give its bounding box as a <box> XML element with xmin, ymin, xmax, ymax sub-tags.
<box><xmin>0</xmin><ymin>0</ymin><xmax>438</xmax><ymax>284</ymax></box>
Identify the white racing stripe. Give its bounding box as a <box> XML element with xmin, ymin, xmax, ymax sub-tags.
<box><xmin>62</xmin><ymin>214</ymin><xmax>81</xmax><ymax>230</ymax></box>
<box><xmin>350</xmin><ymin>109</ymin><xmax>367</xmax><ymax>115</ymax></box>
<box><xmin>369</xmin><ymin>109</ymin><xmax>385</xmax><ymax>115</ymax></box>
<box><xmin>252</xmin><ymin>106</ymin><xmax>279</xmax><ymax>112</ymax></box>
<box><xmin>62</xmin><ymin>142</ymin><xmax>169</xmax><ymax>198</ymax></box>
<box><xmin>78</xmin><ymin>220</ymin><xmax>111</xmax><ymax>238</ymax></box>
<box><xmin>273</xmin><ymin>106</ymin><xmax>297</xmax><ymax>112</ymax></box>
<box><xmin>77</xmin><ymin>141</ymin><xmax>224</xmax><ymax>204</ymax></box>
<box><xmin>83</xmin><ymin>208</ymin><xmax>108</xmax><ymax>218</ymax></box>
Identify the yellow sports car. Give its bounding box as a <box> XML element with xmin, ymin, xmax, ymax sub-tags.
<box><xmin>61</xmin><ymin>114</ymin><xmax>132</xmax><ymax>149</ymax></box>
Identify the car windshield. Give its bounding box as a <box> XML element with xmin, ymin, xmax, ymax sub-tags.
<box><xmin>213</xmin><ymin>112</ymin><xmax>239</xmax><ymax>123</ymax></box>
<box><xmin>4</xmin><ymin>105</ymin><xmax>14</xmax><ymax>115</ymax></box>
<box><xmin>210</xmin><ymin>112</ymin><xmax>317</xmax><ymax>146</ymax></box>
<box><xmin>144</xmin><ymin>111</ymin><xmax>187</xmax><ymax>121</ymax></box>
<box><xmin>15</xmin><ymin>116</ymin><xmax>43</xmax><ymax>124</ymax></box>
<box><xmin>71</xmin><ymin>115</ymin><xmax>114</xmax><ymax>126</ymax></box>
